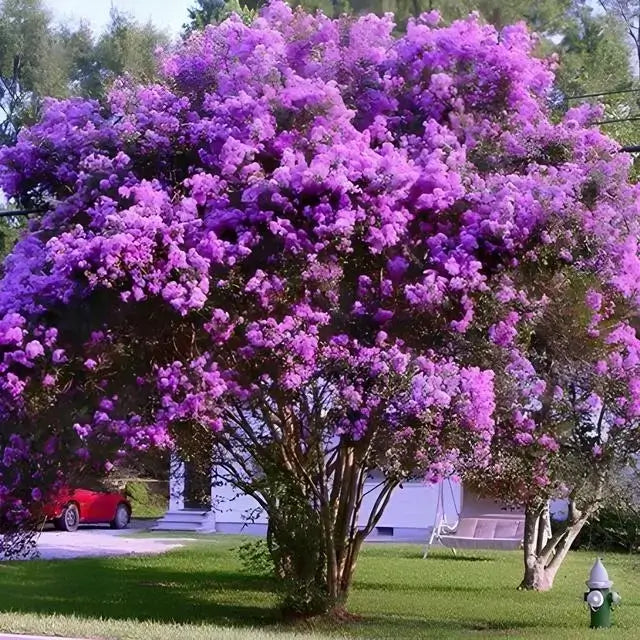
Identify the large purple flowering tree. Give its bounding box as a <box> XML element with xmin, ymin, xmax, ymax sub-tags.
<box><xmin>2</xmin><ymin>1</ymin><xmax>640</xmax><ymax>613</ymax></box>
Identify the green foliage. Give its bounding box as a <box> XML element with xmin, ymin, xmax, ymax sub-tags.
<box><xmin>185</xmin><ymin>0</ymin><xmax>227</xmax><ymax>31</ymax></box>
<box><xmin>92</xmin><ymin>9</ymin><xmax>168</xmax><ymax>93</ymax></box>
<box><xmin>268</xmin><ymin>504</ymin><xmax>331</xmax><ymax>616</ymax></box>
<box><xmin>0</xmin><ymin>0</ymin><xmax>56</xmax><ymax>94</ymax></box>
<box><xmin>572</xmin><ymin>470</ymin><xmax>640</xmax><ymax>553</ymax></box>
<box><xmin>124</xmin><ymin>479</ymin><xmax>168</xmax><ymax>518</ymax></box>
<box><xmin>555</xmin><ymin>9</ymin><xmax>633</xmax><ymax>100</ymax></box>
<box><xmin>546</xmin><ymin>6</ymin><xmax>639</xmax><ymax>174</ymax></box>
<box><xmin>225</xmin><ymin>0</ymin><xmax>260</xmax><ymax>23</ymax></box>
<box><xmin>597</xmin><ymin>0</ymin><xmax>640</xmax><ymax>78</ymax></box>
<box><xmin>289</xmin><ymin>0</ymin><xmax>576</xmax><ymax>26</ymax></box>
<box><xmin>236</xmin><ymin>538</ymin><xmax>274</xmax><ymax>575</ymax></box>
<box><xmin>428</xmin><ymin>0</ymin><xmax>572</xmax><ymax>31</ymax></box>
<box><xmin>187</xmin><ymin>0</ymin><xmax>573</xmax><ymax>26</ymax></box>
<box><xmin>125</xmin><ymin>480</ymin><xmax>151</xmax><ymax>505</ymax></box>
<box><xmin>573</xmin><ymin>506</ymin><xmax>640</xmax><ymax>553</ymax></box>
<box><xmin>258</xmin><ymin>469</ymin><xmax>331</xmax><ymax>615</ymax></box>
<box><xmin>0</xmin><ymin>217</ymin><xmax>23</xmax><ymax>265</ymax></box>
<box><xmin>0</xmin><ymin>0</ymin><xmax>53</xmax><ymax>143</ymax></box>
<box><xmin>184</xmin><ymin>0</ymin><xmax>260</xmax><ymax>31</ymax></box>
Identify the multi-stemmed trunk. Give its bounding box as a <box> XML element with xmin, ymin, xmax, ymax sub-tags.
<box><xmin>261</xmin><ymin>442</ymin><xmax>398</xmax><ymax>617</ymax></box>
<box><xmin>209</xmin><ymin>398</ymin><xmax>399</xmax><ymax>617</ymax></box>
<box><xmin>519</xmin><ymin>488</ymin><xmax>602</xmax><ymax>591</ymax></box>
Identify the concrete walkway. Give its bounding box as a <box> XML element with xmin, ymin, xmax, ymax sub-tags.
<box><xmin>37</xmin><ymin>529</ymin><xmax>193</xmax><ymax>560</ymax></box>
<box><xmin>4</xmin><ymin>528</ymin><xmax>196</xmax><ymax>561</ymax></box>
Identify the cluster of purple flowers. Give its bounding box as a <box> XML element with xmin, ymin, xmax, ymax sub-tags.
<box><xmin>2</xmin><ymin>1</ymin><xmax>640</xmax><ymax>525</ymax></box>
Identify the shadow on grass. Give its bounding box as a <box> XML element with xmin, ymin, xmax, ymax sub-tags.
<box><xmin>0</xmin><ymin>556</ymin><xmax>280</xmax><ymax>628</ymax></box>
<box><xmin>0</xmin><ymin>545</ymin><xmax>540</xmax><ymax>638</ymax></box>
<box><xmin>359</xmin><ymin>547</ymin><xmax>427</xmax><ymax>560</ymax></box>
<box><xmin>425</xmin><ymin>554</ymin><xmax>498</xmax><ymax>563</ymax></box>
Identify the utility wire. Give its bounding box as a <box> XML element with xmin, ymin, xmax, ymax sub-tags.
<box><xmin>567</xmin><ymin>87</ymin><xmax>640</xmax><ymax>101</ymax></box>
<box><xmin>594</xmin><ymin>115</ymin><xmax>640</xmax><ymax>126</ymax></box>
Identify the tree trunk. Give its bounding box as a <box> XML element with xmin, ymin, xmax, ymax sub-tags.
<box><xmin>520</xmin><ymin>558</ymin><xmax>557</xmax><ymax>591</ymax></box>
<box><xmin>270</xmin><ymin>501</ymin><xmax>365</xmax><ymax>617</ymax></box>
<box><xmin>266</xmin><ymin>463</ymin><xmax>395</xmax><ymax>617</ymax></box>
<box><xmin>519</xmin><ymin>499</ymin><xmax>592</xmax><ymax>591</ymax></box>
<box><xmin>520</xmin><ymin>502</ymin><xmax>544</xmax><ymax>590</ymax></box>
<box><xmin>215</xmin><ymin>402</ymin><xmax>397</xmax><ymax>619</ymax></box>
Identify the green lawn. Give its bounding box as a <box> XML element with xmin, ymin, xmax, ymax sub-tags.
<box><xmin>0</xmin><ymin>536</ymin><xmax>639</xmax><ymax>639</ymax></box>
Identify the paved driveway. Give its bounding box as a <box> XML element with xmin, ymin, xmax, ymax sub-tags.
<box><xmin>27</xmin><ymin>528</ymin><xmax>193</xmax><ymax>560</ymax></box>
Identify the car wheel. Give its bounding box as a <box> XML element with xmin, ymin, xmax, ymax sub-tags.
<box><xmin>55</xmin><ymin>503</ymin><xmax>80</xmax><ymax>532</ymax></box>
<box><xmin>110</xmin><ymin>503</ymin><xmax>130</xmax><ymax>530</ymax></box>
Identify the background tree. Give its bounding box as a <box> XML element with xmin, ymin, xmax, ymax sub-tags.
<box><xmin>555</xmin><ymin>8</ymin><xmax>633</xmax><ymax>99</ymax></box>
<box><xmin>469</xmin><ymin>267</ymin><xmax>640</xmax><ymax>590</ymax></box>
<box><xmin>0</xmin><ymin>0</ymin><xmax>169</xmax><ymax>140</ymax></box>
<box><xmin>574</xmin><ymin>465</ymin><xmax>640</xmax><ymax>553</ymax></box>
<box><xmin>187</xmin><ymin>0</ymin><xmax>575</xmax><ymax>26</ymax></box>
<box><xmin>597</xmin><ymin>0</ymin><xmax>640</xmax><ymax>77</ymax></box>
<box><xmin>90</xmin><ymin>9</ymin><xmax>168</xmax><ymax>95</ymax></box>
<box><xmin>0</xmin><ymin>215</ymin><xmax>23</xmax><ymax>264</ymax></box>
<box><xmin>0</xmin><ymin>2</ymin><xmax>168</xmax><ymax>265</ymax></box>
<box><xmin>428</xmin><ymin>0</ymin><xmax>572</xmax><ymax>31</ymax></box>
<box><xmin>0</xmin><ymin>1</ymin><xmax>54</xmax><ymax>262</ymax></box>
<box><xmin>184</xmin><ymin>0</ymin><xmax>228</xmax><ymax>32</ymax></box>
<box><xmin>184</xmin><ymin>0</ymin><xmax>261</xmax><ymax>30</ymax></box>
<box><xmin>0</xmin><ymin>0</ymin><xmax>67</xmax><ymax>143</ymax></box>
<box><xmin>550</xmin><ymin>5</ymin><xmax>639</xmax><ymax>165</ymax></box>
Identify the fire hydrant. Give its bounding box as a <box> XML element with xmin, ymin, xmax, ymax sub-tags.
<box><xmin>584</xmin><ymin>558</ymin><xmax>621</xmax><ymax>629</ymax></box>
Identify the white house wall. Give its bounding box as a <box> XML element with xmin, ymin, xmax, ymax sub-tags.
<box><xmin>359</xmin><ymin>480</ymin><xmax>460</xmax><ymax>540</ymax></box>
<box><xmin>213</xmin><ymin>476</ymin><xmax>461</xmax><ymax>541</ymax></box>
<box><xmin>159</xmin><ymin>454</ymin><xmax>570</xmax><ymax>537</ymax></box>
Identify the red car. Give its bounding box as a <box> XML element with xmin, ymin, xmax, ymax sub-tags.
<box><xmin>43</xmin><ymin>486</ymin><xmax>131</xmax><ymax>532</ymax></box>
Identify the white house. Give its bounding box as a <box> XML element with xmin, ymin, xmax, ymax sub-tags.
<box><xmin>154</xmin><ymin>455</ymin><xmax>460</xmax><ymax>541</ymax></box>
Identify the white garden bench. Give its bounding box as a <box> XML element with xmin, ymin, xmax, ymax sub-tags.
<box><xmin>424</xmin><ymin>483</ymin><xmax>525</xmax><ymax>556</ymax></box>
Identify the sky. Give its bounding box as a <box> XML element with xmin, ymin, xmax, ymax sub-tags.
<box><xmin>45</xmin><ymin>0</ymin><xmax>194</xmax><ymax>37</ymax></box>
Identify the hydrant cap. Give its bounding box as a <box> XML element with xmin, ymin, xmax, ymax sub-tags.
<box><xmin>586</xmin><ymin>558</ymin><xmax>613</xmax><ymax>589</ymax></box>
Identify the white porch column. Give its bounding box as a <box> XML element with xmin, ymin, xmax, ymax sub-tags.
<box><xmin>169</xmin><ymin>453</ymin><xmax>185</xmax><ymax>512</ymax></box>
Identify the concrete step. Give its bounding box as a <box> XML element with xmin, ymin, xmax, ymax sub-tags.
<box><xmin>153</xmin><ymin>509</ymin><xmax>216</xmax><ymax>532</ymax></box>
<box><xmin>154</xmin><ymin>521</ymin><xmax>205</xmax><ymax>528</ymax></box>
<box><xmin>157</xmin><ymin>511</ymin><xmax>209</xmax><ymax>521</ymax></box>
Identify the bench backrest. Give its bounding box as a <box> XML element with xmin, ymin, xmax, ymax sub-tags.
<box><xmin>454</xmin><ymin>517</ymin><xmax>524</xmax><ymax>540</ymax></box>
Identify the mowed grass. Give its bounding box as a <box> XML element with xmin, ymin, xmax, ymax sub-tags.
<box><xmin>1</xmin><ymin>536</ymin><xmax>640</xmax><ymax>639</ymax></box>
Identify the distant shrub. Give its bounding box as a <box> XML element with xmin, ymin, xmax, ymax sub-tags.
<box><xmin>573</xmin><ymin>507</ymin><xmax>640</xmax><ymax>553</ymax></box>
<box><xmin>125</xmin><ymin>481</ymin><xmax>150</xmax><ymax>506</ymax></box>
<box><xmin>570</xmin><ymin>469</ymin><xmax>640</xmax><ymax>553</ymax></box>
<box><xmin>123</xmin><ymin>480</ymin><xmax>168</xmax><ymax>518</ymax></box>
